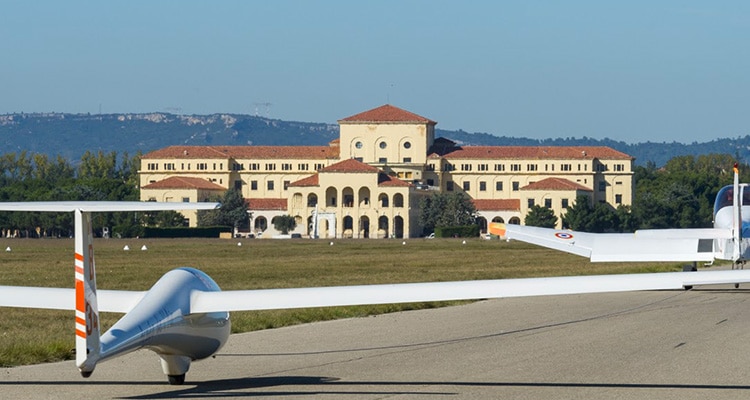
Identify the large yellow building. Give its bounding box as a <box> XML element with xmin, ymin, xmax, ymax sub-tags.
<box><xmin>139</xmin><ymin>104</ymin><xmax>634</xmax><ymax>237</ymax></box>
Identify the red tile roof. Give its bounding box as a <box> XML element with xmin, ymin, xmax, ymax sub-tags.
<box><xmin>472</xmin><ymin>199</ymin><xmax>521</xmax><ymax>211</ymax></box>
<box><xmin>319</xmin><ymin>158</ymin><xmax>381</xmax><ymax>173</ymax></box>
<box><xmin>339</xmin><ymin>104</ymin><xmax>436</xmax><ymax>125</ymax></box>
<box><xmin>288</xmin><ymin>158</ymin><xmax>411</xmax><ymax>188</ymax></box>
<box><xmin>143</xmin><ymin>145</ymin><xmax>338</xmax><ymax>160</ymax></box>
<box><xmin>378</xmin><ymin>174</ymin><xmax>412</xmax><ymax>187</ymax></box>
<box><xmin>438</xmin><ymin>146</ymin><xmax>632</xmax><ymax>160</ymax></box>
<box><xmin>521</xmin><ymin>178</ymin><xmax>592</xmax><ymax>191</ymax></box>
<box><xmin>288</xmin><ymin>174</ymin><xmax>319</xmax><ymax>187</ymax></box>
<box><xmin>141</xmin><ymin>176</ymin><xmax>226</xmax><ymax>190</ymax></box>
<box><xmin>246</xmin><ymin>198</ymin><xmax>287</xmax><ymax>211</ymax></box>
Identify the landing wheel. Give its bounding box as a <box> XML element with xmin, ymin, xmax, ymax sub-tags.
<box><xmin>168</xmin><ymin>374</ymin><xmax>185</xmax><ymax>385</ymax></box>
<box><xmin>736</xmin><ymin>283</ymin><xmax>741</xmax><ymax>289</ymax></box>
<box><xmin>80</xmin><ymin>371</ymin><xmax>93</xmax><ymax>378</ymax></box>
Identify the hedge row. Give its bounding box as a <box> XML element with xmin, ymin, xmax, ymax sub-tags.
<box><xmin>142</xmin><ymin>226</ymin><xmax>232</xmax><ymax>238</ymax></box>
<box><xmin>434</xmin><ymin>225</ymin><xmax>480</xmax><ymax>238</ymax></box>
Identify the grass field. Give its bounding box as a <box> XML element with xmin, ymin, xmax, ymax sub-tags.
<box><xmin>0</xmin><ymin>237</ymin><xmax>682</xmax><ymax>367</ymax></box>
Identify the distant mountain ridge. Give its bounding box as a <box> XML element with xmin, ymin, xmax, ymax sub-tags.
<box><xmin>0</xmin><ymin>112</ymin><xmax>747</xmax><ymax>166</ymax></box>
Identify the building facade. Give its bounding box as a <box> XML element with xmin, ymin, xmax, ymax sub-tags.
<box><xmin>139</xmin><ymin>104</ymin><xmax>634</xmax><ymax>236</ymax></box>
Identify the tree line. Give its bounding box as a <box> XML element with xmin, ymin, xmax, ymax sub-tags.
<box><xmin>525</xmin><ymin>154</ymin><xmax>745</xmax><ymax>232</ymax></box>
<box><xmin>0</xmin><ymin>151</ymin><xmax>744</xmax><ymax>237</ymax></box>
<box><xmin>0</xmin><ymin>150</ymin><xmax>143</xmax><ymax>237</ymax></box>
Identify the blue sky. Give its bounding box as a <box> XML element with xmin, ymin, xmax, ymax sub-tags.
<box><xmin>1</xmin><ymin>1</ymin><xmax>748</xmax><ymax>143</ymax></box>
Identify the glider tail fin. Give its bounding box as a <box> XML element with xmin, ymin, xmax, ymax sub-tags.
<box><xmin>732</xmin><ymin>162</ymin><xmax>745</xmax><ymax>263</ymax></box>
<box><xmin>74</xmin><ymin>210</ymin><xmax>101</xmax><ymax>377</ymax></box>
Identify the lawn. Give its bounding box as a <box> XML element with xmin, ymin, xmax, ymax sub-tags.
<box><xmin>0</xmin><ymin>237</ymin><xmax>680</xmax><ymax>367</ymax></box>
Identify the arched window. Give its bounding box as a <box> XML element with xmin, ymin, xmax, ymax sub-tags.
<box><xmin>476</xmin><ymin>217</ymin><xmax>487</xmax><ymax>233</ymax></box>
<box><xmin>343</xmin><ymin>216</ymin><xmax>354</xmax><ymax>238</ymax></box>
<box><xmin>358</xmin><ymin>187</ymin><xmax>371</xmax><ymax>208</ymax></box>
<box><xmin>343</xmin><ymin>187</ymin><xmax>354</xmax><ymax>208</ymax></box>
<box><xmin>359</xmin><ymin>216</ymin><xmax>370</xmax><ymax>238</ymax></box>
<box><xmin>254</xmin><ymin>216</ymin><xmax>267</xmax><ymax>232</ymax></box>
<box><xmin>378</xmin><ymin>193</ymin><xmax>389</xmax><ymax>208</ymax></box>
<box><xmin>307</xmin><ymin>193</ymin><xmax>318</xmax><ymax>207</ymax></box>
<box><xmin>378</xmin><ymin>216</ymin><xmax>389</xmax><ymax>239</ymax></box>
<box><xmin>326</xmin><ymin>187</ymin><xmax>337</xmax><ymax>207</ymax></box>
<box><xmin>393</xmin><ymin>193</ymin><xmax>404</xmax><ymax>208</ymax></box>
<box><xmin>393</xmin><ymin>216</ymin><xmax>404</xmax><ymax>239</ymax></box>
<box><xmin>292</xmin><ymin>193</ymin><xmax>303</xmax><ymax>208</ymax></box>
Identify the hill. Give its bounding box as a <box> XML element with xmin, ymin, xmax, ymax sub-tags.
<box><xmin>0</xmin><ymin>112</ymin><xmax>747</xmax><ymax>166</ymax></box>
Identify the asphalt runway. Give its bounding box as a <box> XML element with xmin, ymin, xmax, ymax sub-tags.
<box><xmin>3</xmin><ymin>286</ymin><xmax>750</xmax><ymax>399</ymax></box>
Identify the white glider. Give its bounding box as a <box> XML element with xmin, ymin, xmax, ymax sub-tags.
<box><xmin>1</xmin><ymin>200</ymin><xmax>750</xmax><ymax>385</ymax></box>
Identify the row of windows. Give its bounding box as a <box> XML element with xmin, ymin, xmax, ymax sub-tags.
<box><xmin>148</xmin><ymin>161</ymin><xmax>627</xmax><ymax>174</ymax></box>
<box><xmin>147</xmin><ymin>162</ymin><xmax>217</xmax><ymax>171</ymax></box>
<box><xmin>239</xmin><ymin>177</ymin><xmax>617</xmax><ymax>195</ymax></box>
<box><xmin>364</xmin><ymin>157</ymin><xmax>413</xmax><ymax>164</ymax></box>
<box><xmin>446</xmin><ymin>181</ymin><xmax>517</xmax><ymax>192</ymax></box>
<box><xmin>595</xmin><ymin>163</ymin><xmax>627</xmax><ymax>172</ymax></box>
<box><xmin>147</xmin><ymin>196</ymin><xmax>193</xmax><ymax>204</ymax></box>
<box><xmin>293</xmin><ymin>192</ymin><xmax>406</xmax><ymax>208</ymax></box>
<box><xmin>355</xmin><ymin>141</ymin><xmax>412</xmax><ymax>150</ymax></box>
<box><xmin>260</xmin><ymin>163</ymin><xmax>324</xmax><ymax>171</ymax></box>
<box><xmin>440</xmin><ymin>162</ymin><xmax>601</xmax><ymax>173</ymax></box>
<box><xmin>146</xmin><ymin>162</ymin><xmax>325</xmax><ymax>172</ymax></box>
<box><xmin>448</xmin><ymin>179</ymin><xmax>619</xmax><ymax>194</ymax></box>
<box><xmin>249</xmin><ymin>180</ymin><xmax>292</xmax><ymax>191</ymax></box>
<box><xmin>527</xmin><ymin>198</ymin><xmax>569</xmax><ymax>209</ymax></box>
<box><xmin>527</xmin><ymin>193</ymin><xmax>623</xmax><ymax>209</ymax></box>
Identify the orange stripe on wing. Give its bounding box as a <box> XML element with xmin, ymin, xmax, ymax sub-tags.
<box><xmin>75</xmin><ymin>329</ymin><xmax>86</xmax><ymax>339</ymax></box>
<box><xmin>488</xmin><ymin>222</ymin><xmax>506</xmax><ymax>237</ymax></box>
<box><xmin>75</xmin><ymin>253</ymin><xmax>84</xmax><ymax>262</ymax></box>
<box><xmin>75</xmin><ymin>280</ymin><xmax>85</xmax><ymax>312</ymax></box>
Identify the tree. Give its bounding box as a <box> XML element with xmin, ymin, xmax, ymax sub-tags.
<box><xmin>419</xmin><ymin>192</ymin><xmax>477</xmax><ymax>234</ymax></box>
<box><xmin>198</xmin><ymin>189</ymin><xmax>250</xmax><ymax>229</ymax></box>
<box><xmin>141</xmin><ymin>210</ymin><xmax>187</xmax><ymax>228</ymax></box>
<box><xmin>561</xmin><ymin>195</ymin><xmax>593</xmax><ymax>231</ymax></box>
<box><xmin>78</xmin><ymin>150</ymin><xmax>118</xmax><ymax>179</ymax></box>
<box><xmin>561</xmin><ymin>195</ymin><xmax>618</xmax><ymax>233</ymax></box>
<box><xmin>273</xmin><ymin>215</ymin><xmax>297</xmax><ymax>234</ymax></box>
<box><xmin>524</xmin><ymin>205</ymin><xmax>558</xmax><ymax>228</ymax></box>
<box><xmin>631</xmin><ymin>154</ymin><xmax>739</xmax><ymax>230</ymax></box>
<box><xmin>614</xmin><ymin>204</ymin><xmax>638</xmax><ymax>233</ymax></box>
